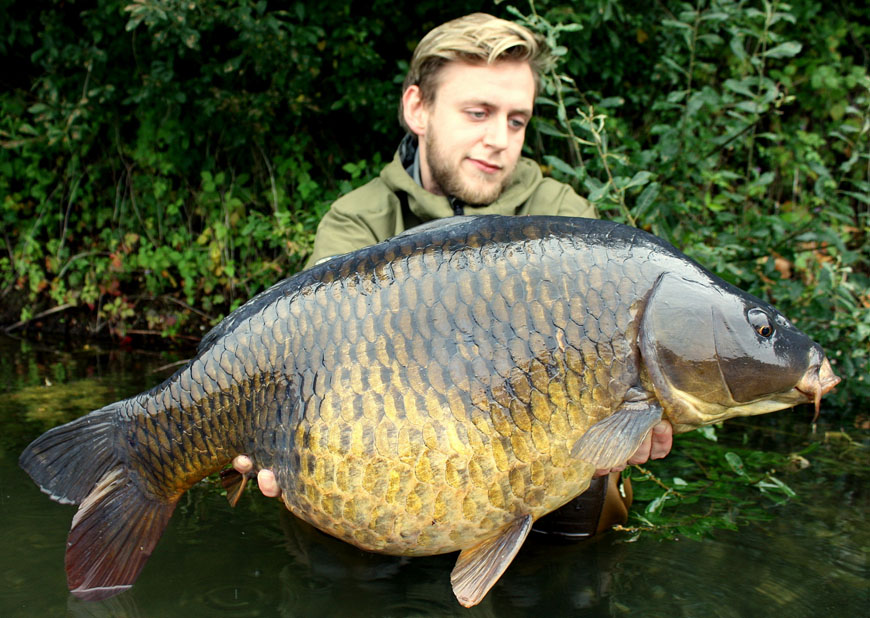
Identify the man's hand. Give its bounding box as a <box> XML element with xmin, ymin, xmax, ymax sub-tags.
<box><xmin>234</xmin><ymin>419</ymin><xmax>675</xmax><ymax>497</ymax></box>
<box><xmin>594</xmin><ymin>419</ymin><xmax>673</xmax><ymax>477</ymax></box>
<box><xmin>232</xmin><ymin>455</ymin><xmax>281</xmax><ymax>498</ymax></box>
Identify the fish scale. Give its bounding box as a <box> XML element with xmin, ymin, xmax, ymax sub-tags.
<box><xmin>20</xmin><ymin>215</ymin><xmax>840</xmax><ymax>607</ymax></box>
<box><xmin>246</xmin><ymin>224</ymin><xmax>642</xmax><ymax>560</ymax></box>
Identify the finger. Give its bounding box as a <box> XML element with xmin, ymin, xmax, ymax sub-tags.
<box><xmin>627</xmin><ymin>431</ymin><xmax>653</xmax><ymax>465</ymax></box>
<box><xmin>233</xmin><ymin>455</ymin><xmax>253</xmax><ymax>474</ymax></box>
<box><xmin>594</xmin><ymin>463</ymin><xmax>626</xmax><ymax>477</ymax></box>
<box><xmin>649</xmin><ymin>421</ymin><xmax>674</xmax><ymax>460</ymax></box>
<box><xmin>257</xmin><ymin>469</ymin><xmax>281</xmax><ymax>498</ymax></box>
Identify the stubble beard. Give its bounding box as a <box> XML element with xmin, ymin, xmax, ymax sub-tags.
<box><xmin>425</xmin><ymin>132</ymin><xmax>514</xmax><ymax>206</ymax></box>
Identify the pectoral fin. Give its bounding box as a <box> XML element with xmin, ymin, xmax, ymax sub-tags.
<box><xmin>571</xmin><ymin>402</ymin><xmax>663</xmax><ymax>469</ymax></box>
<box><xmin>450</xmin><ymin>514</ymin><xmax>533</xmax><ymax>608</ymax></box>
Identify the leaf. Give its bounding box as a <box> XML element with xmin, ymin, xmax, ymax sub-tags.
<box><xmin>730</xmin><ymin>36</ymin><xmax>748</xmax><ymax>62</ymax></box>
<box><xmin>736</xmin><ymin>100</ymin><xmax>764</xmax><ymax>114</ymax></box>
<box><xmin>764</xmin><ymin>41</ymin><xmax>802</xmax><ymax>58</ymax></box>
<box><xmin>667</xmin><ymin>90</ymin><xmax>687</xmax><ymax>103</ymax></box>
<box><xmin>662</xmin><ymin>56</ymin><xmax>689</xmax><ymax>78</ymax></box>
<box><xmin>634</xmin><ymin>182</ymin><xmax>660</xmax><ymax>218</ymax></box>
<box><xmin>597</xmin><ymin>97</ymin><xmax>625</xmax><ymax>108</ymax></box>
<box><xmin>698</xmin><ymin>426</ymin><xmax>718</xmax><ymax>442</ymax></box>
<box><xmin>725</xmin><ymin>452</ymin><xmax>746</xmax><ymax>476</ymax></box>
<box><xmin>645</xmin><ymin>492</ymin><xmax>670</xmax><ymax>515</ymax></box>
<box><xmin>841</xmin><ymin>190</ymin><xmax>870</xmax><ymax>205</ymax></box>
<box><xmin>624</xmin><ymin>171</ymin><xmax>652</xmax><ymax>190</ymax></box>
<box><xmin>757</xmin><ymin>476</ymin><xmax>797</xmax><ymax>499</ymax></box>
<box><xmin>534</xmin><ymin>121</ymin><xmax>566</xmax><ymax>138</ymax></box>
<box><xmin>662</xmin><ymin>19</ymin><xmax>693</xmax><ymax>30</ymax></box>
<box><xmin>586</xmin><ymin>180</ymin><xmax>611</xmax><ymax>203</ymax></box>
<box><xmin>543</xmin><ymin>155</ymin><xmax>579</xmax><ymax>178</ymax></box>
<box><xmin>724</xmin><ymin>78</ymin><xmax>756</xmax><ymax>98</ymax></box>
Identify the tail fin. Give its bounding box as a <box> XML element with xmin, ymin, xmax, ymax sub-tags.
<box><xmin>20</xmin><ymin>402</ymin><xmax>177</xmax><ymax>601</ymax></box>
<box><xmin>19</xmin><ymin>402</ymin><xmax>123</xmax><ymax>505</ymax></box>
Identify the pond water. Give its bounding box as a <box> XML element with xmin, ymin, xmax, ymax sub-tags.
<box><xmin>0</xmin><ymin>333</ymin><xmax>866</xmax><ymax>617</ymax></box>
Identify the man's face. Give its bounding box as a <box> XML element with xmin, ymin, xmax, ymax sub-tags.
<box><xmin>413</xmin><ymin>60</ymin><xmax>535</xmax><ymax>205</ymax></box>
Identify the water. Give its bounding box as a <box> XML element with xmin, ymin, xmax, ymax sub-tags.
<box><xmin>1</xmin><ymin>334</ymin><xmax>866</xmax><ymax>617</ymax></box>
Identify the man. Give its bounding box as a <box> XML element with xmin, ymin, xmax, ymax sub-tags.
<box><xmin>233</xmin><ymin>13</ymin><xmax>672</xmax><ymax>538</ymax></box>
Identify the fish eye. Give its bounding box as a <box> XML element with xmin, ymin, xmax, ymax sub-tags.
<box><xmin>748</xmin><ymin>308</ymin><xmax>774</xmax><ymax>338</ymax></box>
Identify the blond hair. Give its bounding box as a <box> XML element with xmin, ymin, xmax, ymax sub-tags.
<box><xmin>399</xmin><ymin>13</ymin><xmax>550</xmax><ymax>127</ymax></box>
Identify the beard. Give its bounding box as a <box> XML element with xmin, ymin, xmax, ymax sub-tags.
<box><xmin>424</xmin><ymin>131</ymin><xmax>515</xmax><ymax>205</ymax></box>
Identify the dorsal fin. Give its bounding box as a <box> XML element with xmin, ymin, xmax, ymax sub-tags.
<box><xmin>393</xmin><ymin>215</ymin><xmax>481</xmax><ymax>239</ymax></box>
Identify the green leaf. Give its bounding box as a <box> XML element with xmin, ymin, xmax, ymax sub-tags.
<box><xmin>724</xmin><ymin>78</ymin><xmax>756</xmax><ymax>98</ymax></box>
<box><xmin>543</xmin><ymin>155</ymin><xmax>579</xmax><ymax>178</ymax></box>
<box><xmin>586</xmin><ymin>180</ymin><xmax>611</xmax><ymax>203</ymax></box>
<box><xmin>662</xmin><ymin>19</ymin><xmax>692</xmax><ymax>30</ymax></box>
<box><xmin>757</xmin><ymin>476</ymin><xmax>797</xmax><ymax>499</ymax></box>
<box><xmin>635</xmin><ymin>182</ymin><xmax>660</xmax><ymax>218</ymax></box>
<box><xmin>534</xmin><ymin>121</ymin><xmax>567</xmax><ymax>138</ymax></box>
<box><xmin>730</xmin><ymin>36</ymin><xmax>748</xmax><ymax>61</ymax></box>
<box><xmin>725</xmin><ymin>452</ymin><xmax>746</xmax><ymax>476</ymax></box>
<box><xmin>764</xmin><ymin>41</ymin><xmax>802</xmax><ymax>58</ymax></box>
<box><xmin>645</xmin><ymin>492</ymin><xmax>671</xmax><ymax>515</ymax></box>
<box><xmin>624</xmin><ymin>171</ymin><xmax>652</xmax><ymax>190</ymax></box>
<box><xmin>698</xmin><ymin>426</ymin><xmax>718</xmax><ymax>442</ymax></box>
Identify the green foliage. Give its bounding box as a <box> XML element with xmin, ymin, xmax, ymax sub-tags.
<box><xmin>623</xmin><ymin>428</ymin><xmax>799</xmax><ymax>539</ymax></box>
<box><xmin>622</xmin><ymin>419</ymin><xmax>869</xmax><ymax>540</ymax></box>
<box><xmin>0</xmin><ymin>0</ymin><xmax>468</xmax><ymax>334</ymax></box>
<box><xmin>513</xmin><ymin>0</ymin><xmax>869</xmax><ymax>414</ymax></box>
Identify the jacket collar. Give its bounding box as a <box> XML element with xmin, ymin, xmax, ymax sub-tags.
<box><xmin>387</xmin><ymin>133</ymin><xmax>544</xmax><ymax>221</ymax></box>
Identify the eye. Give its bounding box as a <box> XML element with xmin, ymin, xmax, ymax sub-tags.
<box><xmin>748</xmin><ymin>308</ymin><xmax>774</xmax><ymax>338</ymax></box>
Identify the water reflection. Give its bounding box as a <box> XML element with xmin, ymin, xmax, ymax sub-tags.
<box><xmin>1</xmin><ymin>334</ymin><xmax>867</xmax><ymax>617</ymax></box>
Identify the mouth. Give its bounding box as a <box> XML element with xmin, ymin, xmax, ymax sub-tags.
<box><xmin>795</xmin><ymin>357</ymin><xmax>841</xmax><ymax>422</ymax></box>
<box><xmin>467</xmin><ymin>158</ymin><xmax>502</xmax><ymax>174</ymax></box>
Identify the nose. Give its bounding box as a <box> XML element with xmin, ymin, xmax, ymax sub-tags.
<box><xmin>483</xmin><ymin>116</ymin><xmax>509</xmax><ymax>150</ymax></box>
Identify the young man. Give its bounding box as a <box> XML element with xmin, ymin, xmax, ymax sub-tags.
<box><xmin>233</xmin><ymin>13</ymin><xmax>672</xmax><ymax>538</ymax></box>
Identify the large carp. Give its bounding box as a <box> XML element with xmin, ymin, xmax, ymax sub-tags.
<box><xmin>20</xmin><ymin>215</ymin><xmax>839</xmax><ymax>607</ymax></box>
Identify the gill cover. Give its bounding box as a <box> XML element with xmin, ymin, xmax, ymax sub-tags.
<box><xmin>639</xmin><ymin>274</ymin><xmax>814</xmax><ymax>424</ymax></box>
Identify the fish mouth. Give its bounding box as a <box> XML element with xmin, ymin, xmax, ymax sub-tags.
<box><xmin>795</xmin><ymin>357</ymin><xmax>841</xmax><ymax>422</ymax></box>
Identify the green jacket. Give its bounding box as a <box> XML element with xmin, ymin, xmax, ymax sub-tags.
<box><xmin>305</xmin><ymin>140</ymin><xmax>596</xmax><ymax>268</ymax></box>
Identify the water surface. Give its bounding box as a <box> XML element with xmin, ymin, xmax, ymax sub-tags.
<box><xmin>1</xmin><ymin>334</ymin><xmax>866</xmax><ymax>617</ymax></box>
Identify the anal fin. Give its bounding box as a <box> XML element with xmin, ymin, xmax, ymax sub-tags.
<box><xmin>571</xmin><ymin>402</ymin><xmax>663</xmax><ymax>469</ymax></box>
<box><xmin>450</xmin><ymin>514</ymin><xmax>533</xmax><ymax>607</ymax></box>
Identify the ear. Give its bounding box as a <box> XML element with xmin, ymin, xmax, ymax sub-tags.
<box><xmin>402</xmin><ymin>85</ymin><xmax>429</xmax><ymax>137</ymax></box>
